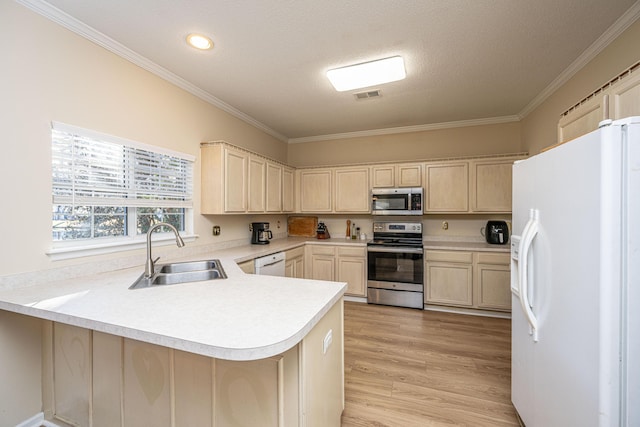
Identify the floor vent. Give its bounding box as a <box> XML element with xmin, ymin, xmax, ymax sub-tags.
<box><xmin>354</xmin><ymin>90</ymin><xmax>381</xmax><ymax>100</ymax></box>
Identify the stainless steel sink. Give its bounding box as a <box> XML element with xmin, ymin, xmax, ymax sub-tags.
<box><xmin>158</xmin><ymin>260</ymin><xmax>222</xmax><ymax>274</ymax></box>
<box><xmin>129</xmin><ymin>259</ymin><xmax>227</xmax><ymax>290</ymax></box>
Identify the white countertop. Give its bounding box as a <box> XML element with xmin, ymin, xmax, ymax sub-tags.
<box><xmin>0</xmin><ymin>238</ymin><xmax>350</xmax><ymax>361</ymax></box>
<box><xmin>0</xmin><ymin>235</ymin><xmax>505</xmax><ymax>361</ymax></box>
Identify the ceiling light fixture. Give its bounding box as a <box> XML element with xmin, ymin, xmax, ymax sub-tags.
<box><xmin>327</xmin><ymin>56</ymin><xmax>406</xmax><ymax>92</ymax></box>
<box><xmin>186</xmin><ymin>33</ymin><xmax>214</xmax><ymax>50</ymax></box>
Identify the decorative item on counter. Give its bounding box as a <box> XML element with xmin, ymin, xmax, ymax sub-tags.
<box><xmin>346</xmin><ymin>220</ymin><xmax>351</xmax><ymax>239</ymax></box>
<box><xmin>317</xmin><ymin>222</ymin><xmax>330</xmax><ymax>239</ymax></box>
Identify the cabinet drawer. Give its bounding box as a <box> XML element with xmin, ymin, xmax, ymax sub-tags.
<box><xmin>476</xmin><ymin>252</ymin><xmax>510</xmax><ymax>265</ymax></box>
<box><xmin>337</xmin><ymin>246</ymin><xmax>366</xmax><ymax>257</ymax></box>
<box><xmin>286</xmin><ymin>246</ymin><xmax>305</xmax><ymax>259</ymax></box>
<box><xmin>425</xmin><ymin>250</ymin><xmax>473</xmax><ymax>264</ymax></box>
<box><xmin>309</xmin><ymin>245</ymin><xmax>336</xmax><ymax>256</ymax></box>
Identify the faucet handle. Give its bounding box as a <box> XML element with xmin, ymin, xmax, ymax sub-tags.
<box><xmin>153</xmin><ymin>256</ymin><xmax>160</xmax><ymax>264</ymax></box>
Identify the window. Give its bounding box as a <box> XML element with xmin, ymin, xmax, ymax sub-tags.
<box><xmin>51</xmin><ymin>122</ymin><xmax>194</xmax><ymax>257</ymax></box>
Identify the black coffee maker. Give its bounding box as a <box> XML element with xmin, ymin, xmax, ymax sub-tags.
<box><xmin>250</xmin><ymin>222</ymin><xmax>272</xmax><ymax>245</ymax></box>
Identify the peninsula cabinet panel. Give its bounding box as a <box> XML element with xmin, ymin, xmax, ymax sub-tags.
<box><xmin>298</xmin><ymin>169</ymin><xmax>333</xmax><ymax>212</ymax></box>
<box><xmin>470</xmin><ymin>159</ymin><xmax>514</xmax><ymax>213</ymax></box>
<box><xmin>46</xmin><ymin>320</ymin><xmax>336</xmax><ymax>426</ymax></box>
<box><xmin>424</xmin><ymin>162</ymin><xmax>469</xmax><ymax>212</ymax></box>
<box><xmin>334</xmin><ymin>166</ymin><xmax>370</xmax><ymax>213</ymax></box>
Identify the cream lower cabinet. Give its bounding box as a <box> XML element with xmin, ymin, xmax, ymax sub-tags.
<box><xmin>306</xmin><ymin>244</ymin><xmax>367</xmax><ymax>297</ymax></box>
<box><xmin>44</xmin><ymin>302</ymin><xmax>344</xmax><ymax>427</ymax></box>
<box><xmin>425</xmin><ymin>250</ymin><xmax>511</xmax><ymax>312</ymax></box>
<box><xmin>285</xmin><ymin>246</ymin><xmax>305</xmax><ymax>279</ymax></box>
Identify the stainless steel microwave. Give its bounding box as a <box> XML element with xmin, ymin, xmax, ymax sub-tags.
<box><xmin>371</xmin><ymin>187</ymin><xmax>423</xmax><ymax>215</ymax></box>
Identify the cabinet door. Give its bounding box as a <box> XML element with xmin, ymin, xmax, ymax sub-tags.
<box><xmin>396</xmin><ymin>163</ymin><xmax>422</xmax><ymax>187</ymax></box>
<box><xmin>424</xmin><ymin>162</ymin><xmax>469</xmax><ymax>212</ymax></box>
<box><xmin>298</xmin><ymin>169</ymin><xmax>332</xmax><ymax>212</ymax></box>
<box><xmin>248</xmin><ymin>156</ymin><xmax>266</xmax><ymax>212</ymax></box>
<box><xmin>282</xmin><ymin>167</ymin><xmax>295</xmax><ymax>212</ymax></box>
<box><xmin>425</xmin><ymin>262</ymin><xmax>473</xmax><ymax>306</ymax></box>
<box><xmin>557</xmin><ymin>94</ymin><xmax>607</xmax><ymax>144</ymax></box>
<box><xmin>310</xmin><ymin>255</ymin><xmax>335</xmax><ymax>281</ymax></box>
<box><xmin>470</xmin><ymin>159</ymin><xmax>514</xmax><ymax>213</ymax></box>
<box><xmin>265</xmin><ymin>162</ymin><xmax>282</xmax><ymax>212</ymax></box>
<box><xmin>371</xmin><ymin>165</ymin><xmax>395</xmax><ymax>187</ymax></box>
<box><xmin>475</xmin><ymin>263</ymin><xmax>511</xmax><ymax>311</ymax></box>
<box><xmin>337</xmin><ymin>247</ymin><xmax>366</xmax><ymax>296</ymax></box>
<box><xmin>293</xmin><ymin>256</ymin><xmax>304</xmax><ymax>279</ymax></box>
<box><xmin>334</xmin><ymin>167</ymin><xmax>370</xmax><ymax>213</ymax></box>
<box><xmin>609</xmin><ymin>70</ymin><xmax>640</xmax><ymax>120</ymax></box>
<box><xmin>224</xmin><ymin>148</ymin><xmax>248</xmax><ymax>213</ymax></box>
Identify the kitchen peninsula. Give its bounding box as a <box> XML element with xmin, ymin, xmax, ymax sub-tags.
<box><xmin>0</xmin><ymin>245</ymin><xmax>346</xmax><ymax>427</ymax></box>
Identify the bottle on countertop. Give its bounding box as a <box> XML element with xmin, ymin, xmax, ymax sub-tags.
<box><xmin>352</xmin><ymin>223</ymin><xmax>357</xmax><ymax>239</ymax></box>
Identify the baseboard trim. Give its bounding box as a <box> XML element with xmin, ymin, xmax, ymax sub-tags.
<box><xmin>16</xmin><ymin>412</ymin><xmax>61</xmax><ymax>427</ymax></box>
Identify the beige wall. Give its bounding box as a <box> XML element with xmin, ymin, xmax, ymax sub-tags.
<box><xmin>0</xmin><ymin>2</ymin><xmax>287</xmax><ymax>276</ymax></box>
<box><xmin>522</xmin><ymin>18</ymin><xmax>640</xmax><ymax>154</ymax></box>
<box><xmin>288</xmin><ymin>121</ymin><xmax>523</xmax><ymax>167</ymax></box>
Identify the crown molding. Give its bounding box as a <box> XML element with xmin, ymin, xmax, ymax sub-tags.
<box><xmin>518</xmin><ymin>0</ymin><xmax>640</xmax><ymax>119</ymax></box>
<box><xmin>16</xmin><ymin>0</ymin><xmax>289</xmax><ymax>142</ymax></box>
<box><xmin>287</xmin><ymin>115</ymin><xmax>521</xmax><ymax>144</ymax></box>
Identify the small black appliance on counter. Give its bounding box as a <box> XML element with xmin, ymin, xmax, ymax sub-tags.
<box><xmin>485</xmin><ymin>220</ymin><xmax>509</xmax><ymax>245</ymax></box>
<box><xmin>250</xmin><ymin>222</ymin><xmax>272</xmax><ymax>244</ymax></box>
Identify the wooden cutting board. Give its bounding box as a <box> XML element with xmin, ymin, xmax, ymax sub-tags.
<box><xmin>287</xmin><ymin>216</ymin><xmax>318</xmax><ymax>237</ymax></box>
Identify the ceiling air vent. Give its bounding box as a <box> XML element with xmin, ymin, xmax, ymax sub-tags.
<box><xmin>354</xmin><ymin>90</ymin><xmax>381</xmax><ymax>100</ymax></box>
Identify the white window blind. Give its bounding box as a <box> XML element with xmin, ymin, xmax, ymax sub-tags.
<box><xmin>52</xmin><ymin>122</ymin><xmax>194</xmax><ymax>208</ymax></box>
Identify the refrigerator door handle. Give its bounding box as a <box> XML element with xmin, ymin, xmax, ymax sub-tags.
<box><xmin>519</xmin><ymin>208</ymin><xmax>540</xmax><ymax>342</ymax></box>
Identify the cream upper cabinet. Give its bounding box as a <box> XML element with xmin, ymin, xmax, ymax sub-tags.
<box><xmin>424</xmin><ymin>162</ymin><xmax>469</xmax><ymax>213</ymax></box>
<box><xmin>609</xmin><ymin>68</ymin><xmax>640</xmax><ymax>120</ymax></box>
<box><xmin>201</xmin><ymin>142</ymin><xmax>291</xmax><ymax>214</ymax></box>
<box><xmin>297</xmin><ymin>169</ymin><xmax>333</xmax><ymax>213</ymax></box>
<box><xmin>371</xmin><ymin>163</ymin><xmax>422</xmax><ymax>187</ymax></box>
<box><xmin>558</xmin><ymin>66</ymin><xmax>640</xmax><ymax>144</ymax></box>
<box><xmin>201</xmin><ymin>144</ymin><xmax>248</xmax><ymax>214</ymax></box>
<box><xmin>470</xmin><ymin>158</ymin><xmax>514</xmax><ymax>213</ymax></box>
<box><xmin>296</xmin><ymin>166</ymin><xmax>369</xmax><ymax>214</ymax></box>
<box><xmin>248</xmin><ymin>155</ymin><xmax>266</xmax><ymax>213</ymax></box>
<box><xmin>334</xmin><ymin>166</ymin><xmax>370</xmax><ymax>213</ymax></box>
<box><xmin>265</xmin><ymin>161</ymin><xmax>283</xmax><ymax>212</ymax></box>
<box><xmin>282</xmin><ymin>167</ymin><xmax>295</xmax><ymax>213</ymax></box>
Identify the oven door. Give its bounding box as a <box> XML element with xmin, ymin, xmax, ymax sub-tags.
<box><xmin>367</xmin><ymin>246</ymin><xmax>423</xmax><ymax>285</ymax></box>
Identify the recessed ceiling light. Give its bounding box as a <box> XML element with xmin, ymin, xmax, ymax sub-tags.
<box><xmin>186</xmin><ymin>33</ymin><xmax>213</xmax><ymax>50</ymax></box>
<box><xmin>327</xmin><ymin>56</ymin><xmax>406</xmax><ymax>92</ymax></box>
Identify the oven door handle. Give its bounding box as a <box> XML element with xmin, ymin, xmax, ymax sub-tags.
<box><xmin>367</xmin><ymin>246</ymin><xmax>424</xmax><ymax>254</ymax></box>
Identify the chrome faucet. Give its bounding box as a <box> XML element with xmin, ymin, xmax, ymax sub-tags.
<box><xmin>145</xmin><ymin>222</ymin><xmax>185</xmax><ymax>278</ymax></box>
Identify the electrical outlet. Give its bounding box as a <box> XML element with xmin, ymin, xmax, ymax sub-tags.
<box><xmin>212</xmin><ymin>225</ymin><xmax>221</xmax><ymax>236</ymax></box>
<box><xmin>442</xmin><ymin>221</ymin><xmax>448</xmax><ymax>230</ymax></box>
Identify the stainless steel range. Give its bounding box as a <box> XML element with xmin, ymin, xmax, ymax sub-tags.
<box><xmin>367</xmin><ymin>221</ymin><xmax>424</xmax><ymax>309</ymax></box>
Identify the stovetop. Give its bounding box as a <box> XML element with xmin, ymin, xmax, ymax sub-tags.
<box><xmin>369</xmin><ymin>221</ymin><xmax>423</xmax><ymax>248</ymax></box>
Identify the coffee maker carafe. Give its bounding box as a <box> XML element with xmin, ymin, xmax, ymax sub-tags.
<box><xmin>250</xmin><ymin>222</ymin><xmax>272</xmax><ymax>245</ymax></box>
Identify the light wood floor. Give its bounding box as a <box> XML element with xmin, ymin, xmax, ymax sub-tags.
<box><xmin>341</xmin><ymin>302</ymin><xmax>520</xmax><ymax>427</ymax></box>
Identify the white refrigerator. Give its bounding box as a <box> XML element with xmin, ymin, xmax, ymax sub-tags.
<box><xmin>510</xmin><ymin>116</ymin><xmax>639</xmax><ymax>426</ymax></box>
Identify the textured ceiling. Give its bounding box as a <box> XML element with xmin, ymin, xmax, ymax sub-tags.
<box><xmin>32</xmin><ymin>0</ymin><xmax>640</xmax><ymax>140</ymax></box>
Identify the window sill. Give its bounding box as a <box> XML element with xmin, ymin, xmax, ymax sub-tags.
<box><xmin>47</xmin><ymin>234</ymin><xmax>199</xmax><ymax>261</ymax></box>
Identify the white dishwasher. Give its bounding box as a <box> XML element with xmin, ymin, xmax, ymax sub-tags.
<box><xmin>254</xmin><ymin>252</ymin><xmax>286</xmax><ymax>276</ymax></box>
